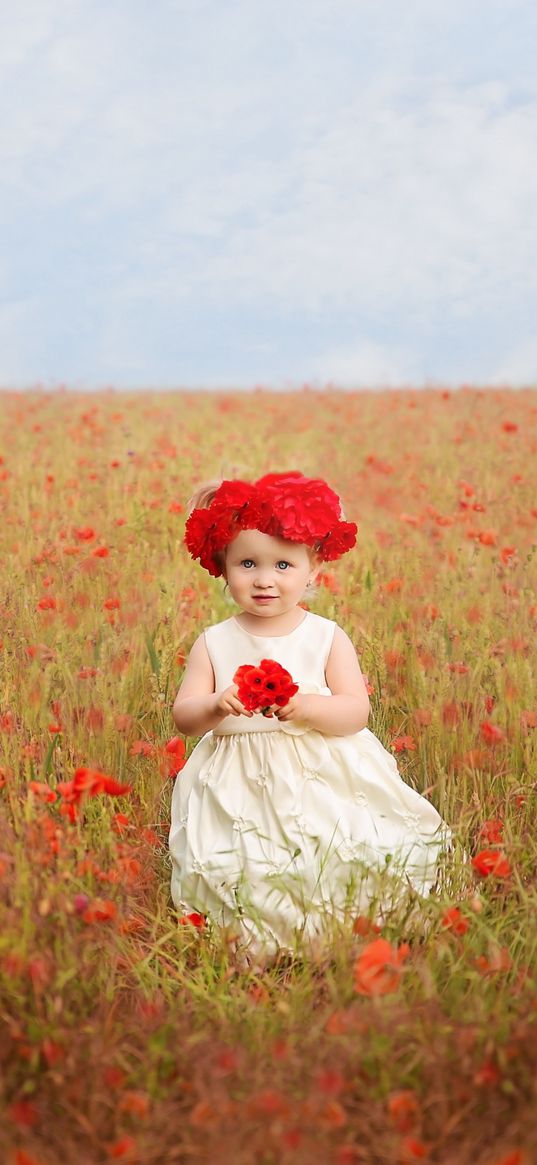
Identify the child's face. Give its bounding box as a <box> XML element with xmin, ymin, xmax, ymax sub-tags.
<box><xmin>223</xmin><ymin>529</ymin><xmax>319</xmax><ymax>620</ymax></box>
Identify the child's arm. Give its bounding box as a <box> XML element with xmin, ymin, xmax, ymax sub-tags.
<box><xmin>275</xmin><ymin>626</ymin><xmax>370</xmax><ymax>735</ymax></box>
<box><xmin>172</xmin><ymin>633</ymin><xmax>253</xmax><ymax>737</ymax></box>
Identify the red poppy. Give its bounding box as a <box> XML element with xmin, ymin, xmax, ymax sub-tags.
<box><xmin>471</xmin><ymin>849</ymin><xmax>511</xmax><ymax>879</ymax></box>
<box><xmin>13</xmin><ymin>1149</ymin><xmax>43</xmax><ymax>1165</ymax></box>
<box><xmin>391</xmin><ymin>735</ymin><xmax>416</xmax><ymax>753</ymax></box>
<box><xmin>56</xmin><ymin>767</ymin><xmax>132</xmax><ymax>805</ymax></box>
<box><xmin>28</xmin><ymin>780</ymin><xmax>57</xmax><ymax>803</ymax></box>
<box><xmin>161</xmin><ymin>735</ymin><xmax>187</xmax><ymax>777</ymax></box>
<box><xmin>179</xmin><ymin>912</ymin><xmax>206</xmax><ymax>928</ymax></box>
<box><xmin>387</xmin><ymin>1089</ymin><xmax>420</xmax><ymax>1132</ymax></box>
<box><xmin>233</xmin><ymin>659</ymin><xmax>298</xmax><ymax>715</ymax></box>
<box><xmin>441</xmin><ymin>906</ymin><xmax>469</xmax><ymax>935</ymax></box>
<box><xmin>479</xmin><ymin>818</ymin><xmax>504</xmax><ymax>844</ymax></box>
<box><xmin>480</xmin><ymin>721</ymin><xmax>506</xmax><ymax>745</ymax></box>
<box><xmin>81</xmin><ymin>898</ymin><xmax>117</xmax><ymax>924</ymax></box>
<box><xmin>474</xmin><ymin>946</ymin><xmax>512</xmax><ymax>976</ymax></box>
<box><xmin>353</xmin><ymin>938</ymin><xmax>410</xmax><ymax>996</ymax></box>
<box><xmin>36</xmin><ymin>595</ymin><xmax>57</xmax><ymax>611</ymax></box>
<box><xmin>105</xmin><ymin>1134</ymin><xmax>137</xmax><ymax>1159</ymax></box>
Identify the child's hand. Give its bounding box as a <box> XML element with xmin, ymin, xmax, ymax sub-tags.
<box><xmin>273</xmin><ymin>694</ymin><xmax>310</xmax><ymax>725</ymax></box>
<box><xmin>214</xmin><ymin>685</ymin><xmax>253</xmax><ymax>718</ymax></box>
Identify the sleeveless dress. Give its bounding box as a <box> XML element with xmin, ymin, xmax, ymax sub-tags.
<box><xmin>169</xmin><ymin>612</ymin><xmax>450</xmax><ymax>956</ymax></box>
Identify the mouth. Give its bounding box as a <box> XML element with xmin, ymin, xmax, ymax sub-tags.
<box><xmin>253</xmin><ymin>596</ymin><xmax>277</xmax><ymax>603</ymax></box>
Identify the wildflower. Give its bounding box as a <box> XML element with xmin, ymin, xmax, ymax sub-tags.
<box><xmin>189</xmin><ymin>1100</ymin><xmax>217</xmax><ymax>1127</ymax></box>
<box><xmin>81</xmin><ymin>898</ymin><xmax>118</xmax><ymax>924</ymax></box>
<box><xmin>474</xmin><ymin>946</ymin><xmax>512</xmax><ymax>976</ymax></box>
<box><xmin>41</xmin><ymin>1037</ymin><xmax>64</xmax><ymax>1067</ymax></box>
<box><xmin>57</xmin><ymin>767</ymin><xmax>132</xmax><ymax>805</ymax></box>
<box><xmin>442</xmin><ymin>701</ymin><xmax>460</xmax><ymax>727</ymax></box>
<box><xmin>8</xmin><ymin>1099</ymin><xmax>39</xmax><ymax>1128</ymax></box>
<box><xmin>73</xmin><ymin>893</ymin><xmax>90</xmax><ymax>914</ymax></box>
<box><xmin>130</xmin><ymin>740</ymin><xmax>155</xmax><ymax>757</ymax></box>
<box><xmin>36</xmin><ymin>595</ymin><xmax>57</xmax><ymax>611</ymax></box>
<box><xmin>103</xmin><ymin>1066</ymin><xmax>127</xmax><ymax>1089</ymax></box>
<box><xmin>13</xmin><ymin>1150</ymin><xmax>43</xmax><ymax>1165</ymax></box>
<box><xmin>391</xmin><ymin>735</ymin><xmax>416</xmax><ymax>753</ymax></box>
<box><xmin>247</xmin><ymin>1088</ymin><xmax>289</xmax><ymax>1118</ymax></box>
<box><xmin>160</xmin><ymin>735</ymin><xmax>187</xmax><ymax>777</ymax></box>
<box><xmin>353</xmin><ymin>937</ymin><xmax>410</xmax><ymax>996</ymax></box>
<box><xmin>28</xmin><ymin>781</ymin><xmax>57</xmax><ymax>803</ymax></box>
<box><xmin>352</xmin><ymin>915</ymin><xmax>382</xmax><ymax>938</ymax></box>
<box><xmin>317</xmin><ymin>571</ymin><xmax>340</xmax><ymax>592</ymax></box>
<box><xmin>281</xmin><ymin>1129</ymin><xmax>303</xmax><ymax>1150</ymax></box>
<box><xmin>315</xmin><ymin>1069</ymin><xmax>345</xmax><ymax>1095</ymax></box>
<box><xmin>316</xmin><ymin>1099</ymin><xmax>347</xmax><ymax>1128</ymax></box>
<box><xmin>105</xmin><ymin>1135</ymin><xmax>137</xmax><ymax>1159</ymax></box>
<box><xmin>385</xmin><ymin>650</ymin><xmax>405</xmax><ymax>673</ymax></box>
<box><xmin>74</xmin><ymin>526</ymin><xmax>96</xmax><ymax>541</ymax></box>
<box><xmin>387</xmin><ymin>1089</ymin><xmax>420</xmax><ymax>1133</ymax></box>
<box><xmin>471</xmin><ymin>850</ymin><xmax>511</xmax><ymax>879</ymax></box>
<box><xmin>479</xmin><ymin>818</ymin><xmax>504</xmax><ymax>844</ymax></box>
<box><xmin>179</xmin><ymin>912</ymin><xmax>206</xmax><ymax>929</ymax></box>
<box><xmin>474</xmin><ymin>1058</ymin><xmax>501</xmax><ymax>1087</ymax></box>
<box><xmin>480</xmin><ymin>721</ymin><xmax>506</xmax><ymax>745</ymax></box>
<box><xmin>118</xmin><ymin>1091</ymin><xmax>150</xmax><ymax>1119</ymax></box>
<box><xmin>440</xmin><ymin>906</ymin><xmax>469</xmax><ymax>936</ymax></box>
<box><xmin>400</xmin><ymin>1136</ymin><xmax>430</xmax><ymax>1159</ymax></box>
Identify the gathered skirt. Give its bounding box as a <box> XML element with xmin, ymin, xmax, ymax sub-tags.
<box><xmin>169</xmin><ymin>724</ymin><xmax>450</xmax><ymax>956</ymax></box>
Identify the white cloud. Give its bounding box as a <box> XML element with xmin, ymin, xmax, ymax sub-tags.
<box><xmin>487</xmin><ymin>340</ymin><xmax>537</xmax><ymax>385</ymax></box>
<box><xmin>309</xmin><ymin>339</ymin><xmax>420</xmax><ymax>387</ymax></box>
<box><xmin>1</xmin><ymin>0</ymin><xmax>537</xmax><ymax>384</ymax></box>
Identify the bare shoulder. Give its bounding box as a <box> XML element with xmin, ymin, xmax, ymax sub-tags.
<box><xmin>329</xmin><ymin>623</ymin><xmax>359</xmax><ymax>655</ymax></box>
<box><xmin>175</xmin><ymin>630</ymin><xmax>215</xmax><ymax>701</ymax></box>
<box><xmin>325</xmin><ymin>623</ymin><xmax>365</xmax><ymax>695</ymax></box>
<box><xmin>187</xmin><ymin>631</ymin><xmax>211</xmax><ymax>661</ymax></box>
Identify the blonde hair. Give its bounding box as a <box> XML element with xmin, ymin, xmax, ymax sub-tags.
<box><xmin>186</xmin><ymin>479</ymin><xmax>224</xmax><ymax>516</ymax></box>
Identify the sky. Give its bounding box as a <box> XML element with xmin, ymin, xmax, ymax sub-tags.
<box><xmin>1</xmin><ymin>0</ymin><xmax>537</xmax><ymax>390</ymax></box>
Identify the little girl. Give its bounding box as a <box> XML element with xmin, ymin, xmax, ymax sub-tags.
<box><xmin>169</xmin><ymin>472</ymin><xmax>450</xmax><ymax>960</ymax></box>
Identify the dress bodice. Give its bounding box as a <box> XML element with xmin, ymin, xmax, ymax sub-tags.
<box><xmin>204</xmin><ymin>611</ymin><xmax>336</xmax><ymax>735</ymax></box>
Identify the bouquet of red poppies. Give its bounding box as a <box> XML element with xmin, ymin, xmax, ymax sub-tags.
<box><xmin>233</xmin><ymin>659</ymin><xmax>299</xmax><ymax>717</ymax></box>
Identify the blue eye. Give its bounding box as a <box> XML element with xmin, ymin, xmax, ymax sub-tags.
<box><xmin>241</xmin><ymin>560</ymin><xmax>254</xmax><ymax>568</ymax></box>
<box><xmin>277</xmin><ymin>561</ymin><xmax>290</xmax><ymax>570</ymax></box>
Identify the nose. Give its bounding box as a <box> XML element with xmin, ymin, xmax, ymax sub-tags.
<box><xmin>253</xmin><ymin>573</ymin><xmax>274</xmax><ymax>589</ymax></box>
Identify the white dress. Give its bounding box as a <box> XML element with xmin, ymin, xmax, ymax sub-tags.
<box><xmin>169</xmin><ymin>612</ymin><xmax>450</xmax><ymax>955</ymax></box>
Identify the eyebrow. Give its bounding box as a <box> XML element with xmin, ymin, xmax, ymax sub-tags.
<box><xmin>234</xmin><ymin>553</ymin><xmax>296</xmax><ymax>564</ymax></box>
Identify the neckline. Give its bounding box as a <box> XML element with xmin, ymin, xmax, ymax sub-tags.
<box><xmin>232</xmin><ymin>611</ymin><xmax>310</xmax><ymax>639</ymax></box>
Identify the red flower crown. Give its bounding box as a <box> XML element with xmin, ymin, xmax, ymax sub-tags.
<box><xmin>184</xmin><ymin>471</ymin><xmax>357</xmax><ymax>577</ymax></box>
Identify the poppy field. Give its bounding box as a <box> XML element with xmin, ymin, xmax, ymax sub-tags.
<box><xmin>1</xmin><ymin>386</ymin><xmax>536</xmax><ymax>1165</ymax></box>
